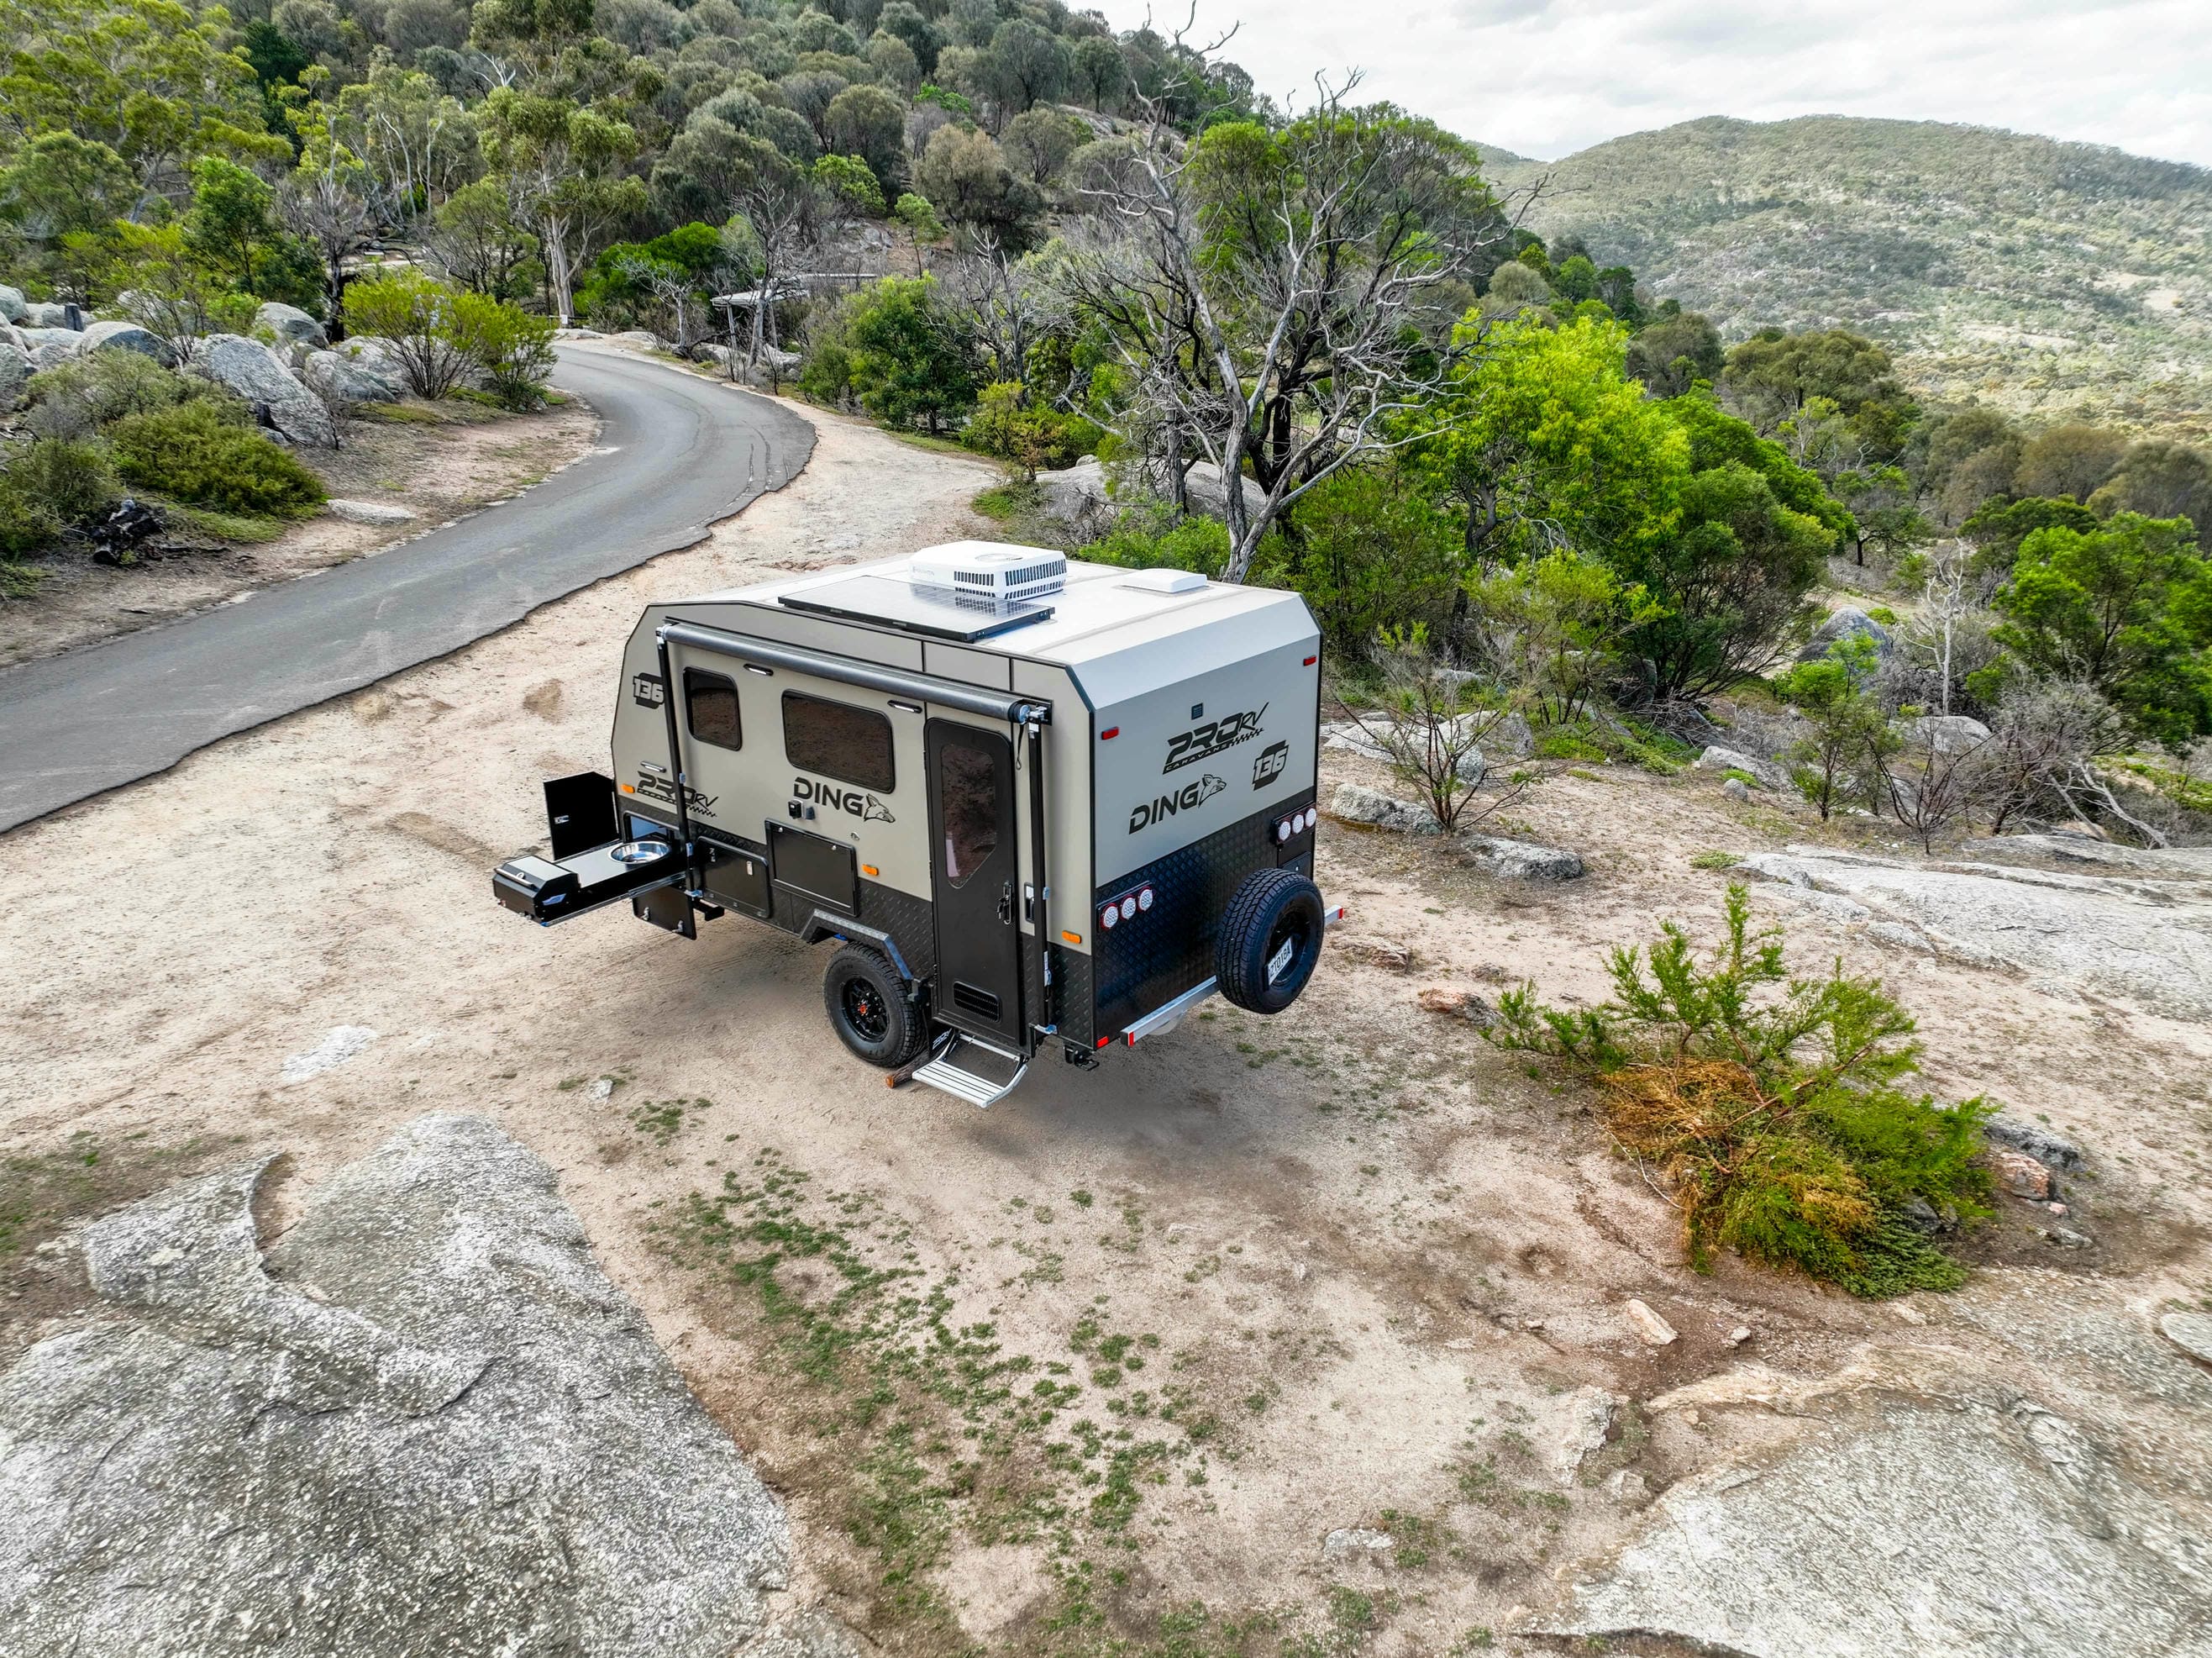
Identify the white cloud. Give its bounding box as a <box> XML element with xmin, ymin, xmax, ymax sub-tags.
<box><xmin>1099</xmin><ymin>0</ymin><xmax>2212</xmax><ymax>167</ymax></box>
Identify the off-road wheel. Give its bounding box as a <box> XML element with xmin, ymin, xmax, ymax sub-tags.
<box><xmin>824</xmin><ymin>945</ymin><xmax>925</xmax><ymax>1068</ymax></box>
<box><xmin>1213</xmin><ymin>867</ymin><xmax>1326</xmax><ymax>1014</ymax></box>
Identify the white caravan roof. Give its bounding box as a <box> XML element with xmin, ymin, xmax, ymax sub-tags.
<box><xmin>674</xmin><ymin>545</ymin><xmax>1318</xmax><ymax>707</ymax></box>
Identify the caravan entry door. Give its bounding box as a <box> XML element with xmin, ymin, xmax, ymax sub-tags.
<box><xmin>926</xmin><ymin>720</ymin><xmax>1022</xmax><ymax>1047</ymax></box>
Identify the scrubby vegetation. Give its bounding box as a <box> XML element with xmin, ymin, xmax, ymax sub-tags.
<box><xmin>1493</xmin><ymin>885</ymin><xmax>1994</xmax><ymax>1297</ymax></box>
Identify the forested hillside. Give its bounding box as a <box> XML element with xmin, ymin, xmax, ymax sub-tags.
<box><xmin>1482</xmin><ymin>116</ymin><xmax>2212</xmax><ymax>437</ymax></box>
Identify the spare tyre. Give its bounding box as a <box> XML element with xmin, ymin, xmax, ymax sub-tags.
<box><xmin>1214</xmin><ymin>867</ymin><xmax>1326</xmax><ymax>1014</ymax></box>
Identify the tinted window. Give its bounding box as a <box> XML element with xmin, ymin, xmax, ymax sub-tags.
<box><xmin>783</xmin><ymin>692</ymin><xmax>895</xmax><ymax>792</ymax></box>
<box><xmin>937</xmin><ymin>740</ymin><xmax>998</xmax><ymax>887</ymax></box>
<box><xmin>685</xmin><ymin>668</ymin><xmax>741</xmax><ymax>750</ymax></box>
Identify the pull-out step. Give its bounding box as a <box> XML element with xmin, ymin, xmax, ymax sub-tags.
<box><xmin>910</xmin><ymin>1030</ymin><xmax>1028</xmax><ymax>1108</ymax></box>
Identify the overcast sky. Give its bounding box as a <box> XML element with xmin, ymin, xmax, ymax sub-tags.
<box><xmin>1104</xmin><ymin>0</ymin><xmax>2212</xmax><ymax>169</ymax></box>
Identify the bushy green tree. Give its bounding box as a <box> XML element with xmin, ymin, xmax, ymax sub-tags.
<box><xmin>182</xmin><ymin>155</ymin><xmax>321</xmax><ymax>307</ymax></box>
<box><xmin>449</xmin><ymin>291</ymin><xmax>558</xmax><ymax>408</ymax></box>
<box><xmin>1414</xmin><ymin>314</ymin><xmax>1686</xmax><ymax>568</ymax></box>
<box><xmin>843</xmin><ymin>276</ymin><xmax>976</xmax><ymax>432</ymax></box>
<box><xmin>1986</xmin><ymin>513</ymin><xmax>2212</xmax><ymax>744</ymax></box>
<box><xmin>1624</xmin><ymin>302</ymin><xmax>1722</xmax><ymax>398</ymax></box>
<box><xmin>1468</xmin><ymin>550</ymin><xmax>1658</xmax><ymax>725</ymax></box>
<box><xmin>1251</xmin><ymin>467</ymin><xmax>1462</xmax><ymax>655</ymax></box>
<box><xmin>1775</xmin><ymin>634</ymin><xmax>1891</xmax><ymax>818</ymax></box>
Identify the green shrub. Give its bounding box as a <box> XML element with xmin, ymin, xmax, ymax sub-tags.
<box><xmin>10</xmin><ymin>438</ymin><xmax>121</xmax><ymax>524</ymax></box>
<box><xmin>960</xmin><ymin>380</ymin><xmax>1083</xmax><ymax>481</ymax></box>
<box><xmin>108</xmin><ymin>402</ymin><xmax>326</xmax><ymax>516</ymax></box>
<box><xmin>1083</xmin><ymin>504</ymin><xmax>1232</xmax><ymax>576</ymax></box>
<box><xmin>1491</xmin><ymin>883</ymin><xmax>1993</xmax><ymax>1297</ymax></box>
<box><xmin>23</xmin><ymin>351</ymin><xmax>212</xmax><ymax>440</ymax></box>
<box><xmin>449</xmin><ymin>291</ymin><xmax>558</xmax><ymax>410</ymax></box>
<box><xmin>0</xmin><ymin>476</ymin><xmax>60</xmax><ymax>563</ymax></box>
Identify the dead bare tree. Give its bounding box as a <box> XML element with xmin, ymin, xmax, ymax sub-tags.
<box><xmin>942</xmin><ymin>233</ymin><xmax>1070</xmax><ymax>392</ymax></box>
<box><xmin>1059</xmin><ymin>50</ymin><xmax>1505</xmax><ymax>582</ymax></box>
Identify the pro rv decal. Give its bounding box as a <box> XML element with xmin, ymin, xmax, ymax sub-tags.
<box><xmin>793</xmin><ymin>776</ymin><xmax>896</xmax><ymax>824</ymax></box>
<box><xmin>1129</xmin><ymin>772</ymin><xmax>1225</xmax><ymax>833</ymax></box>
<box><xmin>1163</xmin><ymin>704</ymin><xmax>1267</xmax><ymax>774</ymax></box>
<box><xmin>1252</xmin><ymin>740</ymin><xmax>1289</xmax><ymax>789</ymax></box>
<box><xmin>633</xmin><ymin>773</ymin><xmax>717</xmax><ymax>818</ymax></box>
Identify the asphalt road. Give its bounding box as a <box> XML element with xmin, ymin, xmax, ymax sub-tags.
<box><xmin>0</xmin><ymin>347</ymin><xmax>815</xmax><ymax>833</ymax></box>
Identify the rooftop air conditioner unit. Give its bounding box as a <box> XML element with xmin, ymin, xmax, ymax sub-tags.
<box><xmin>908</xmin><ymin>541</ymin><xmax>1067</xmax><ymax>605</ymax></box>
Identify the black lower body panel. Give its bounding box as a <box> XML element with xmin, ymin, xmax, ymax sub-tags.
<box><xmin>1090</xmin><ymin>797</ymin><xmax>1317</xmax><ymax>1040</ymax></box>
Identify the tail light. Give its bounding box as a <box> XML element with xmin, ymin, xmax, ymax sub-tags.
<box><xmin>1274</xmin><ymin>805</ymin><xmax>1319</xmax><ymax>843</ymax></box>
<box><xmin>1099</xmin><ymin>882</ymin><xmax>1154</xmax><ymax>932</ymax></box>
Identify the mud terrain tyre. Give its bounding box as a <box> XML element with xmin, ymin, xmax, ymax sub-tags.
<box><xmin>1213</xmin><ymin>868</ymin><xmax>1326</xmax><ymax>1014</ymax></box>
<box><xmin>824</xmin><ymin>945</ymin><xmax>925</xmax><ymax>1068</ymax></box>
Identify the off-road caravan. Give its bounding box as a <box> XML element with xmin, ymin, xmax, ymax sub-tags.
<box><xmin>491</xmin><ymin>542</ymin><xmax>1338</xmax><ymax>1106</ymax></box>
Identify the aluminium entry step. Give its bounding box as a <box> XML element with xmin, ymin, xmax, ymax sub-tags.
<box><xmin>911</xmin><ymin>1030</ymin><xmax>1028</xmax><ymax>1108</ymax></box>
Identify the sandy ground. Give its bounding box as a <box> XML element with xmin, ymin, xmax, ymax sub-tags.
<box><xmin>4</xmin><ymin>400</ymin><xmax>2209</xmax><ymax>1655</ymax></box>
<box><xmin>0</xmin><ymin>399</ymin><xmax>599</xmax><ymax>669</ymax></box>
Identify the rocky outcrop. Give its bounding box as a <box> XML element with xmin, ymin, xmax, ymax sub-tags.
<box><xmin>75</xmin><ymin>318</ymin><xmax>174</xmax><ymax>365</ymax></box>
<box><xmin>1798</xmin><ymin>605</ymin><xmax>1893</xmax><ymax>663</ymax></box>
<box><xmin>0</xmin><ymin>285</ymin><xmax>24</xmax><ymax>323</ymax></box>
<box><xmin>0</xmin><ymin>1114</ymin><xmax>798</xmax><ymax>1657</ymax></box>
<box><xmin>197</xmin><ymin>332</ymin><xmax>335</xmax><ymax>446</ymax></box>
<box><xmin>255</xmin><ymin>299</ymin><xmax>328</xmax><ymax>350</ymax></box>
<box><xmin>1732</xmin><ymin>845</ymin><xmax>2212</xmax><ymax>1021</ymax></box>
<box><xmin>1538</xmin><ymin>1276</ymin><xmax>2212</xmax><ymax>1658</ymax></box>
<box><xmin>23</xmin><ymin>300</ymin><xmax>73</xmax><ymax>328</ymax></box>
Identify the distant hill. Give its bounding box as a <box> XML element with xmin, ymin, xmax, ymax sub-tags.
<box><xmin>1479</xmin><ymin>115</ymin><xmax>2212</xmax><ymax>435</ymax></box>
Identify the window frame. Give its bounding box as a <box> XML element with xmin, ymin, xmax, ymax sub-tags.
<box><xmin>780</xmin><ymin>689</ymin><xmax>896</xmax><ymax>792</ymax></box>
<box><xmin>682</xmin><ymin>666</ymin><xmax>743</xmax><ymax>752</ymax></box>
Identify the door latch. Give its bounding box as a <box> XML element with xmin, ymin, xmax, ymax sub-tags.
<box><xmin>997</xmin><ymin>880</ymin><xmax>1015</xmax><ymax>924</ymax></box>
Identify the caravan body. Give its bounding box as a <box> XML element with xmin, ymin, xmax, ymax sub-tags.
<box><xmin>494</xmin><ymin>543</ymin><xmax>1334</xmax><ymax>1104</ymax></box>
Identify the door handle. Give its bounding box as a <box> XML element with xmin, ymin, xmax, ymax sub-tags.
<box><xmin>997</xmin><ymin>880</ymin><xmax>1014</xmax><ymax>924</ymax></box>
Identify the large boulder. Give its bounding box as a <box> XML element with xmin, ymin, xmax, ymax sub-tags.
<box><xmin>1323</xmin><ymin>718</ymin><xmax>1487</xmax><ymax>783</ymax></box>
<box><xmin>301</xmin><ymin>344</ymin><xmax>407</xmax><ymax>403</ymax></box>
<box><xmin>1797</xmin><ymin>605</ymin><xmax>1893</xmax><ymax>664</ymax></box>
<box><xmin>197</xmin><ymin>332</ymin><xmax>334</xmax><ymax>446</ymax></box>
<box><xmin>0</xmin><ymin>284</ymin><xmax>24</xmax><ymax>323</ymax></box>
<box><xmin>0</xmin><ymin>342</ymin><xmax>29</xmax><ymax>411</ymax></box>
<box><xmin>24</xmin><ymin>300</ymin><xmax>74</xmax><ymax>329</ymax></box>
<box><xmin>1902</xmin><ymin>713</ymin><xmax>1992</xmax><ymax>753</ymax></box>
<box><xmin>1036</xmin><ymin>455</ymin><xmax>1115</xmax><ymax>540</ymax></box>
<box><xmin>255</xmin><ymin>299</ymin><xmax>328</xmax><ymax>350</ymax></box>
<box><xmin>1184</xmin><ymin>459</ymin><xmax>1266</xmax><ymax>524</ymax></box>
<box><xmin>76</xmin><ymin>318</ymin><xmax>176</xmax><ymax>366</ymax></box>
<box><xmin>1461</xmin><ymin>833</ymin><xmax>1584</xmax><ymax>881</ymax></box>
<box><xmin>1696</xmin><ymin>745</ymin><xmax>1793</xmax><ymax>792</ymax></box>
<box><xmin>1329</xmin><ymin>782</ymin><xmax>1442</xmax><ymax>834</ymax></box>
<box><xmin>24</xmin><ymin>339</ymin><xmax>76</xmax><ymax>371</ymax></box>
<box><xmin>0</xmin><ymin>1115</ymin><xmax>799</xmax><ymax>1658</ymax></box>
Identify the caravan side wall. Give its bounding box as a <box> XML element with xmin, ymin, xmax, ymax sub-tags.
<box><xmin>1074</xmin><ymin>598</ymin><xmax>1322</xmax><ymax>1040</ymax></box>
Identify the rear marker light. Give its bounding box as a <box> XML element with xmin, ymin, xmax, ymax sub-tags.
<box><xmin>1097</xmin><ymin>1035</ymin><xmax>1112</xmax><ymax>1049</ymax></box>
<box><xmin>1101</xmin><ymin>726</ymin><xmax>1120</xmax><ymax>740</ymax></box>
<box><xmin>1062</xmin><ymin>929</ymin><xmax>1082</xmax><ymax>945</ymax></box>
<box><xmin>861</xmin><ymin>864</ymin><xmax>880</xmax><ymax>876</ymax></box>
<box><xmin>619</xmin><ymin>783</ymin><xmax>635</xmax><ymax>794</ymax></box>
<box><xmin>1303</xmin><ymin>655</ymin><xmax>1318</xmax><ymax>666</ymax></box>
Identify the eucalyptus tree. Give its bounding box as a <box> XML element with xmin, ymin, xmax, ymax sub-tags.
<box><xmin>1062</xmin><ymin>64</ymin><xmax>1505</xmax><ymax>582</ymax></box>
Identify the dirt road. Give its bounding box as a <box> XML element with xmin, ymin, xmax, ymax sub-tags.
<box><xmin>5</xmin><ymin>392</ymin><xmax>2209</xmax><ymax>1655</ymax></box>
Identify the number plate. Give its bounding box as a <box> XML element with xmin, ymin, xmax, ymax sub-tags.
<box><xmin>1266</xmin><ymin>936</ymin><xmax>1295</xmax><ymax>984</ymax></box>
